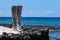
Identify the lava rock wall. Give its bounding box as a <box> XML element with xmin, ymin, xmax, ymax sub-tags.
<box><xmin>0</xmin><ymin>28</ymin><xmax>49</xmax><ymax>40</ymax></box>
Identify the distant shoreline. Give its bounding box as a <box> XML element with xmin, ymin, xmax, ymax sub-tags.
<box><xmin>0</xmin><ymin>24</ymin><xmax>60</xmax><ymax>30</ymax></box>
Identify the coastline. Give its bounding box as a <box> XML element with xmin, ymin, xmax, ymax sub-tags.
<box><xmin>0</xmin><ymin>24</ymin><xmax>60</xmax><ymax>29</ymax></box>
<box><xmin>0</xmin><ymin>24</ymin><xmax>60</xmax><ymax>40</ymax></box>
<box><xmin>0</xmin><ymin>24</ymin><xmax>49</xmax><ymax>40</ymax></box>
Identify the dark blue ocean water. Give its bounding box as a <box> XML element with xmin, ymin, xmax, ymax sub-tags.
<box><xmin>0</xmin><ymin>17</ymin><xmax>60</xmax><ymax>26</ymax></box>
<box><xmin>0</xmin><ymin>17</ymin><xmax>60</xmax><ymax>40</ymax></box>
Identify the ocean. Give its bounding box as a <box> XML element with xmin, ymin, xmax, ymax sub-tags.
<box><xmin>0</xmin><ymin>17</ymin><xmax>60</xmax><ymax>40</ymax></box>
<box><xmin>0</xmin><ymin>17</ymin><xmax>60</xmax><ymax>26</ymax></box>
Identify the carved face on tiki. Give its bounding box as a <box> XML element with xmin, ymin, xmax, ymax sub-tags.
<box><xmin>17</xmin><ymin>6</ymin><xmax>22</xmax><ymax>15</ymax></box>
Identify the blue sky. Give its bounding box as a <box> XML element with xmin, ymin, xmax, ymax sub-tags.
<box><xmin>0</xmin><ymin>0</ymin><xmax>60</xmax><ymax>17</ymax></box>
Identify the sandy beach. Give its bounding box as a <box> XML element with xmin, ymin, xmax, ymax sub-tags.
<box><xmin>0</xmin><ymin>26</ymin><xmax>20</xmax><ymax>35</ymax></box>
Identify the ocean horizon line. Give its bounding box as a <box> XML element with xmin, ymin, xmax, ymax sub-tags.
<box><xmin>0</xmin><ymin>17</ymin><xmax>60</xmax><ymax>18</ymax></box>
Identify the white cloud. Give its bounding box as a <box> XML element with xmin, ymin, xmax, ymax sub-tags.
<box><xmin>45</xmin><ymin>11</ymin><xmax>60</xmax><ymax>17</ymax></box>
<box><xmin>28</xmin><ymin>11</ymin><xmax>33</xmax><ymax>14</ymax></box>
<box><xmin>44</xmin><ymin>11</ymin><xmax>55</xmax><ymax>14</ymax></box>
<box><xmin>41</xmin><ymin>11</ymin><xmax>55</xmax><ymax>16</ymax></box>
<box><xmin>22</xmin><ymin>10</ymin><xmax>60</xmax><ymax>17</ymax></box>
<box><xmin>22</xmin><ymin>11</ymin><xmax>34</xmax><ymax>14</ymax></box>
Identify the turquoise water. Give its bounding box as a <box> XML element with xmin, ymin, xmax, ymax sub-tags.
<box><xmin>0</xmin><ymin>17</ymin><xmax>60</xmax><ymax>40</ymax></box>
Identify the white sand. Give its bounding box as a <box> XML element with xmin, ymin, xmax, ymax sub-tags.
<box><xmin>0</xmin><ymin>26</ymin><xmax>20</xmax><ymax>35</ymax></box>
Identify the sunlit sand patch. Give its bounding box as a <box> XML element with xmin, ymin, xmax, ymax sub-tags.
<box><xmin>0</xmin><ymin>26</ymin><xmax>20</xmax><ymax>35</ymax></box>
